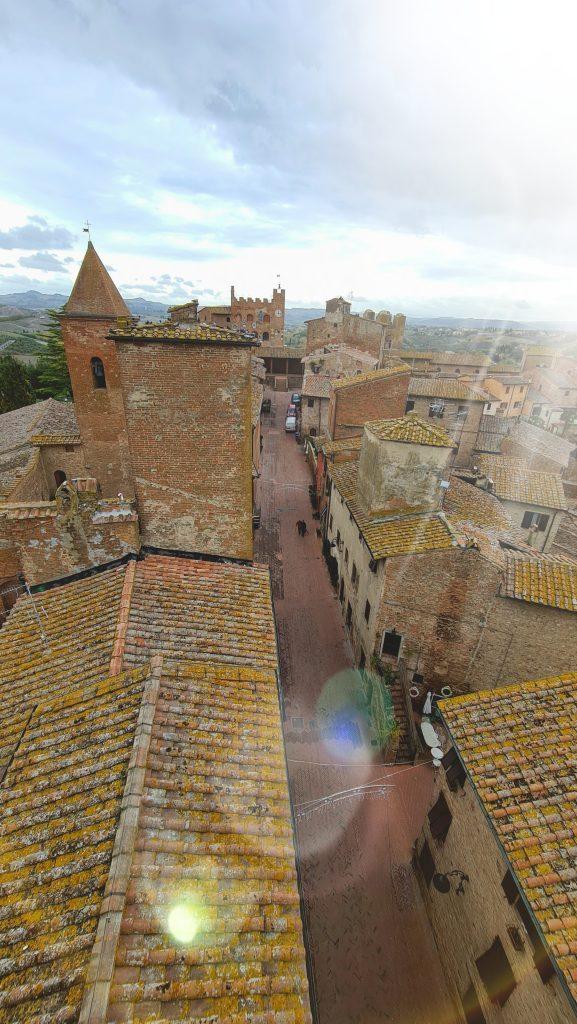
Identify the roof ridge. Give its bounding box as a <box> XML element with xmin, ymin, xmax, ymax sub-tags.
<box><xmin>108</xmin><ymin>559</ymin><xmax>137</xmax><ymax>675</ymax></box>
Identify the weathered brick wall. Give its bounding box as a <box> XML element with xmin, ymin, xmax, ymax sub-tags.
<box><xmin>466</xmin><ymin>595</ymin><xmax>577</xmax><ymax>690</ymax></box>
<box><xmin>0</xmin><ymin>543</ymin><xmax>21</xmax><ymax>584</ymax></box>
<box><xmin>116</xmin><ymin>341</ymin><xmax>254</xmax><ymax>559</ymax></box>
<box><xmin>408</xmin><ymin>395</ymin><xmax>483</xmax><ymax>468</ymax></box>
<box><xmin>38</xmin><ymin>443</ymin><xmax>87</xmax><ymax>496</ymax></box>
<box><xmin>375</xmin><ymin>548</ymin><xmax>500</xmax><ymax>692</ymax></box>
<box><xmin>61</xmin><ymin>317</ymin><xmax>135</xmax><ymax>498</ymax></box>
<box><xmin>328</xmin><ymin>371</ymin><xmax>410</xmax><ymax>440</ymax></box>
<box><xmin>8</xmin><ymin>449</ymin><xmax>50</xmax><ymax>501</ymax></box>
<box><xmin>4</xmin><ymin>505</ymin><xmax>140</xmax><ymax>586</ymax></box>
<box><xmin>415</xmin><ymin>775</ymin><xmax>575</xmax><ymax>1024</ymax></box>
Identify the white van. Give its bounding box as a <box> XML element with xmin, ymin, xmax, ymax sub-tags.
<box><xmin>285</xmin><ymin>413</ymin><xmax>297</xmax><ymax>432</ymax></box>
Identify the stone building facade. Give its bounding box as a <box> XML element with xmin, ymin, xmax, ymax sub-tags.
<box><xmin>474</xmin><ymin>454</ymin><xmax>567</xmax><ymax>552</ymax></box>
<box><xmin>57</xmin><ymin>244</ymin><xmax>256</xmax><ymax>562</ymax></box>
<box><xmin>306</xmin><ymin>297</ymin><xmax>405</xmax><ymax>359</ymax></box>
<box><xmin>413</xmin><ymin>675</ymin><xmax>577</xmax><ymax>1024</ymax></box>
<box><xmin>406</xmin><ymin>377</ymin><xmax>488</xmax><ymax>468</ymax></box>
<box><xmin>198</xmin><ymin>286</ymin><xmax>285</xmax><ymax>344</ymax></box>
<box><xmin>325</xmin><ymin>417</ymin><xmax>577</xmax><ymax>693</ymax></box>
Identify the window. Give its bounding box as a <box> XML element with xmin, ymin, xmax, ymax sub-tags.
<box><xmin>339</xmin><ymin>577</ymin><xmax>344</xmax><ymax>603</ymax></box>
<box><xmin>359</xmin><ymin>650</ymin><xmax>366</xmax><ymax>669</ymax></box>
<box><xmin>475</xmin><ymin>937</ymin><xmax>516</xmax><ymax>1007</ymax></box>
<box><xmin>351</xmin><ymin>562</ymin><xmax>357</xmax><ymax>585</ymax></box>
<box><xmin>364</xmin><ymin>599</ymin><xmax>371</xmax><ymax>623</ymax></box>
<box><xmin>505</xmin><ymin>386</ymin><xmax>511</xmax><ymax>394</ymax></box>
<box><xmin>262</xmin><ymin>331</ymin><xmax>269</xmax><ymax>341</ymax></box>
<box><xmin>521</xmin><ymin>511</ymin><xmax>549</xmax><ymax>531</ymax></box>
<box><xmin>461</xmin><ymin>983</ymin><xmax>487</xmax><ymax>1024</ymax></box>
<box><xmin>416</xmin><ymin>839</ymin><xmax>436</xmax><ymax>887</ymax></box>
<box><xmin>428</xmin><ymin>402</ymin><xmax>444</xmax><ymax>418</ymax></box>
<box><xmin>513</xmin><ymin>400</ymin><xmax>521</xmax><ymax>408</ymax></box>
<box><xmin>441</xmin><ymin>747</ymin><xmax>466</xmax><ymax>791</ymax></box>
<box><xmin>336</xmin><ymin>530</ymin><xmax>341</xmax><ymax>547</ymax></box>
<box><xmin>329</xmin><ymin>514</ymin><xmax>333</xmax><ymax>530</ymax></box>
<box><xmin>381</xmin><ymin>629</ymin><xmax>402</xmax><ymax>658</ymax></box>
<box><xmin>310</xmin><ymin>427</ymin><xmax>317</xmax><ymax>437</ymax></box>
<box><xmin>533</xmin><ymin>405</ymin><xmax>542</xmax><ymax>416</ymax></box>
<box><xmin>405</xmin><ymin>399</ymin><xmax>415</xmax><ymax>413</ymax></box>
<box><xmin>457</xmin><ymin>404</ymin><xmax>468</xmax><ymax>419</ymax></box>
<box><xmin>501</xmin><ymin>871</ymin><xmax>555</xmax><ymax>983</ymax></box>
<box><xmin>91</xmin><ymin>356</ymin><xmax>106</xmax><ymax>389</ymax></box>
<box><xmin>346</xmin><ymin>601</ymin><xmax>352</xmax><ymax>627</ymax></box>
<box><xmin>54</xmin><ymin>469</ymin><xmax>67</xmax><ymax>488</ymax></box>
<box><xmin>428</xmin><ymin>791</ymin><xmax>452</xmax><ymax>842</ymax></box>
<box><xmin>307</xmin><ymin>397</ymin><xmax>315</xmax><ymax>408</ymax></box>
<box><xmin>345</xmin><ymin>547</ymin><xmax>349</xmax><ymax>565</ymax></box>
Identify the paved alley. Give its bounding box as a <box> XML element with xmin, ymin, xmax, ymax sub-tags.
<box><xmin>255</xmin><ymin>390</ymin><xmax>459</xmax><ymax>1024</ymax></box>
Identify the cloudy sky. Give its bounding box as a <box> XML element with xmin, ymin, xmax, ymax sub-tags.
<box><xmin>1</xmin><ymin>0</ymin><xmax>577</xmax><ymax>319</ymax></box>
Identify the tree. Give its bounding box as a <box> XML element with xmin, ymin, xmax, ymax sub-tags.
<box><xmin>35</xmin><ymin>308</ymin><xmax>72</xmax><ymax>400</ymax></box>
<box><xmin>0</xmin><ymin>355</ymin><xmax>33</xmax><ymax>413</ymax></box>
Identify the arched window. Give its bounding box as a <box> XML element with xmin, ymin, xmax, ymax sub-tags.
<box><xmin>262</xmin><ymin>331</ymin><xmax>269</xmax><ymax>341</ymax></box>
<box><xmin>54</xmin><ymin>469</ymin><xmax>67</xmax><ymax>488</ymax></box>
<box><xmin>91</xmin><ymin>357</ymin><xmax>106</xmax><ymax>389</ymax></box>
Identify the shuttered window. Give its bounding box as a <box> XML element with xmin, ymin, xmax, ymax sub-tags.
<box><xmin>441</xmin><ymin>747</ymin><xmax>466</xmax><ymax>791</ymax></box>
<box><xmin>475</xmin><ymin>937</ymin><xmax>516</xmax><ymax>1006</ymax></box>
<box><xmin>428</xmin><ymin>791</ymin><xmax>452</xmax><ymax>843</ymax></box>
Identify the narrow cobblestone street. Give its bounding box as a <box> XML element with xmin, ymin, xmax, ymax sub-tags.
<box><xmin>255</xmin><ymin>390</ymin><xmax>458</xmax><ymax>1024</ymax></box>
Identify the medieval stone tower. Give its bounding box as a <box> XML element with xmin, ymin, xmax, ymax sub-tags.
<box><xmin>60</xmin><ymin>242</ymin><xmax>135</xmax><ymax>498</ymax></box>
<box><xmin>61</xmin><ymin>242</ymin><xmax>254</xmax><ymax>560</ymax></box>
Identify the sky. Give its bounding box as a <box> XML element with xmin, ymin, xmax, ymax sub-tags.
<box><xmin>1</xmin><ymin>0</ymin><xmax>577</xmax><ymax>319</ymax></box>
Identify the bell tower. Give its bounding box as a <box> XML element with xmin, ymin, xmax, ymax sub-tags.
<box><xmin>60</xmin><ymin>243</ymin><xmax>135</xmax><ymax>497</ymax></box>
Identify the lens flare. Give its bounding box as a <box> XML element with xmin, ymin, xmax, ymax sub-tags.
<box><xmin>167</xmin><ymin>903</ymin><xmax>199</xmax><ymax>944</ymax></box>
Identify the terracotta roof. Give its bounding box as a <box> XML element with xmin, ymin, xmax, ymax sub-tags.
<box><xmin>400</xmin><ymin>349</ymin><xmax>491</xmax><ymax>366</ymax></box>
<box><xmin>477</xmin><ymin>455</ymin><xmax>567</xmax><ymax>509</ymax></box>
<box><xmin>445</xmin><ymin>475</ymin><xmax>514</xmax><ymax>534</ymax></box>
<box><xmin>509</xmin><ymin>420</ymin><xmax>576</xmax><ymax>466</ymax></box>
<box><xmin>474</xmin><ymin>431</ymin><xmax>504</xmax><ymax>454</ymax></box>
<box><xmin>320</xmin><ymin>435</ymin><xmax>363</xmax><ymax>456</ymax></box>
<box><xmin>329</xmin><ymin>462</ymin><xmax>456</xmax><ymax>559</ymax></box>
<box><xmin>0</xmin><ymin>555</ymin><xmax>309</xmax><ymax>1021</ymax></box>
<box><xmin>64</xmin><ymin>242</ymin><xmax>129</xmax><ymax>318</ymax></box>
<box><xmin>198</xmin><ymin>304</ymin><xmax>231</xmax><ymax>314</ymax></box>
<box><xmin>503</xmin><ymin>554</ymin><xmax>577</xmax><ymax>611</ymax></box>
<box><xmin>0</xmin><ymin>665</ymin><xmax>149</xmax><ymax>1022</ymax></box>
<box><xmin>302</xmin><ymin>373</ymin><xmax>332</xmax><ymax>399</ymax></box>
<box><xmin>330</xmin><ymin>363</ymin><xmax>409</xmax><ymax>391</ymax></box>
<box><xmin>29</xmin><ymin>432</ymin><xmax>81</xmax><ymax>446</ymax></box>
<box><xmin>364</xmin><ymin>414</ymin><xmax>457</xmax><ymax>448</ymax></box>
<box><xmin>104</xmin><ymin>660</ymin><xmax>310</xmax><ymax>1024</ymax></box>
<box><xmin>439</xmin><ymin>673</ymin><xmax>577</xmax><ymax>1003</ymax></box>
<box><xmin>122</xmin><ymin>555</ymin><xmax>278</xmax><ymax>671</ymax></box>
<box><xmin>109</xmin><ymin>319</ymin><xmax>254</xmax><ymax>346</ymax></box>
<box><xmin>408</xmin><ymin>376</ymin><xmax>489</xmax><ymax>401</ymax></box>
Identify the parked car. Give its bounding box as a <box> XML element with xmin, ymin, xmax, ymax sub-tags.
<box><xmin>291</xmin><ymin>392</ymin><xmax>301</xmax><ymax>405</ymax></box>
<box><xmin>285</xmin><ymin>413</ymin><xmax>297</xmax><ymax>432</ymax></box>
<box><xmin>287</xmin><ymin>403</ymin><xmax>296</xmax><ymax>415</ymax></box>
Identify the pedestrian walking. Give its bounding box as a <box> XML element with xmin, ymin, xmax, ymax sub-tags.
<box><xmin>296</xmin><ymin>520</ymin><xmax>303</xmax><ymax>535</ymax></box>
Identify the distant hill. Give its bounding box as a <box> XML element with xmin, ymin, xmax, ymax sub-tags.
<box><xmin>406</xmin><ymin>315</ymin><xmax>577</xmax><ymax>330</ymax></box>
<box><xmin>0</xmin><ymin>290</ymin><xmax>169</xmax><ymax>320</ymax></box>
<box><xmin>285</xmin><ymin>307</ymin><xmax>322</xmax><ymax>329</ymax></box>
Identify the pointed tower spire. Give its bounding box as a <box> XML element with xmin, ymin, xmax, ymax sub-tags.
<box><xmin>64</xmin><ymin>241</ymin><xmax>129</xmax><ymax>318</ymax></box>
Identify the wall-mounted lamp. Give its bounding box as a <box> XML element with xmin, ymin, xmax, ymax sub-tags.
<box><xmin>432</xmin><ymin>870</ymin><xmax>469</xmax><ymax>895</ymax></box>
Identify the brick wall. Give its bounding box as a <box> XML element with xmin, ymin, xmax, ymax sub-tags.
<box><xmin>415</xmin><ymin>775</ymin><xmax>575</xmax><ymax>1024</ymax></box>
<box><xmin>61</xmin><ymin>316</ymin><xmax>135</xmax><ymax>498</ymax></box>
<box><xmin>301</xmin><ymin>396</ymin><xmax>330</xmax><ymax>437</ymax></box>
<box><xmin>407</xmin><ymin>395</ymin><xmax>483</xmax><ymax>468</ymax></box>
<box><xmin>116</xmin><ymin>340</ymin><xmax>253</xmax><ymax>559</ymax></box>
<box><xmin>38</xmin><ymin>442</ymin><xmax>86</xmax><ymax>496</ymax></box>
<box><xmin>375</xmin><ymin>548</ymin><xmax>500</xmax><ymax>692</ymax></box>
<box><xmin>7</xmin><ymin>448</ymin><xmax>49</xmax><ymax>502</ymax></box>
<box><xmin>231</xmin><ymin>286</ymin><xmax>285</xmax><ymax>343</ymax></box>
<box><xmin>2</xmin><ymin>502</ymin><xmax>139</xmax><ymax>586</ymax></box>
<box><xmin>466</xmin><ymin>595</ymin><xmax>577</xmax><ymax>690</ymax></box>
<box><xmin>328</xmin><ymin>371</ymin><xmax>410</xmax><ymax>440</ymax></box>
